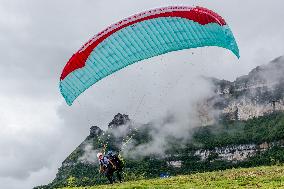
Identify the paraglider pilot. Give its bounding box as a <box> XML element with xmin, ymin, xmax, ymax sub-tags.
<box><xmin>107</xmin><ymin>151</ymin><xmax>123</xmax><ymax>183</ymax></box>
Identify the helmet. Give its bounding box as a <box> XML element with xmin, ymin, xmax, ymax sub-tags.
<box><xmin>107</xmin><ymin>150</ymin><xmax>113</xmax><ymax>156</ymax></box>
<box><xmin>97</xmin><ymin>152</ymin><xmax>103</xmax><ymax>158</ymax></box>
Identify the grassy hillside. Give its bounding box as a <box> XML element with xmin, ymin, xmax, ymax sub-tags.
<box><xmin>59</xmin><ymin>165</ymin><xmax>284</xmax><ymax>189</ymax></box>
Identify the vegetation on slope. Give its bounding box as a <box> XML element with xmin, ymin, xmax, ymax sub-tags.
<box><xmin>193</xmin><ymin>112</ymin><xmax>284</xmax><ymax>148</ymax></box>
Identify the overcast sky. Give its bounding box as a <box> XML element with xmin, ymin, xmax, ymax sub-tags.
<box><xmin>1</xmin><ymin>0</ymin><xmax>284</xmax><ymax>188</ymax></box>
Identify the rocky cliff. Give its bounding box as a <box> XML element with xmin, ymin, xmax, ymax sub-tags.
<box><xmin>198</xmin><ymin>56</ymin><xmax>284</xmax><ymax>124</ymax></box>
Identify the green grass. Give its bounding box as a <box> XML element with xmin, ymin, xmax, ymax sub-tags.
<box><xmin>59</xmin><ymin>165</ymin><xmax>284</xmax><ymax>189</ymax></box>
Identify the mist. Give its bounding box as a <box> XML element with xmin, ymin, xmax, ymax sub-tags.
<box><xmin>77</xmin><ymin>74</ymin><xmax>216</xmax><ymax>161</ymax></box>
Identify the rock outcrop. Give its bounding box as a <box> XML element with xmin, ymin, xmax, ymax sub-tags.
<box><xmin>198</xmin><ymin>56</ymin><xmax>284</xmax><ymax>124</ymax></box>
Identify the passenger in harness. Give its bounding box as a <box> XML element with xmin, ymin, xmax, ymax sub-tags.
<box><xmin>97</xmin><ymin>152</ymin><xmax>116</xmax><ymax>184</ymax></box>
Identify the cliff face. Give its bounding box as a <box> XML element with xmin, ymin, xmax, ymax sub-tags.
<box><xmin>199</xmin><ymin>56</ymin><xmax>284</xmax><ymax>124</ymax></box>
<box><xmin>194</xmin><ymin>141</ymin><xmax>284</xmax><ymax>162</ymax></box>
<box><xmin>108</xmin><ymin>113</ymin><xmax>130</xmax><ymax>129</ymax></box>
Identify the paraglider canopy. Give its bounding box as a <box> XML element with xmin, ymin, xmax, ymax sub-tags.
<box><xmin>59</xmin><ymin>6</ymin><xmax>239</xmax><ymax>105</ymax></box>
